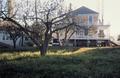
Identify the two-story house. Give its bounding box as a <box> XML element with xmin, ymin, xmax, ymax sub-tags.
<box><xmin>53</xmin><ymin>6</ymin><xmax>110</xmax><ymax>47</ymax></box>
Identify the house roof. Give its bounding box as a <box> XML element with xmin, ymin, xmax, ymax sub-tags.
<box><xmin>72</xmin><ymin>6</ymin><xmax>98</xmax><ymax>15</ymax></box>
<box><xmin>0</xmin><ymin>21</ymin><xmax>15</xmax><ymax>29</ymax></box>
<box><xmin>0</xmin><ymin>21</ymin><xmax>11</xmax><ymax>27</ymax></box>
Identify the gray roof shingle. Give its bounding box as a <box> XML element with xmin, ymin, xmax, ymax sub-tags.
<box><xmin>72</xmin><ymin>6</ymin><xmax>98</xmax><ymax>15</ymax></box>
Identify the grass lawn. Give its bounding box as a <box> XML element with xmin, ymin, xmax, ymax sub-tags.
<box><xmin>0</xmin><ymin>47</ymin><xmax>120</xmax><ymax>78</ymax></box>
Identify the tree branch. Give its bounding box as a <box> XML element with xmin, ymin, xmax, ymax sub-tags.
<box><xmin>52</xmin><ymin>23</ymin><xmax>74</xmax><ymax>33</ymax></box>
<box><xmin>51</xmin><ymin>13</ymin><xmax>66</xmax><ymax>22</ymax></box>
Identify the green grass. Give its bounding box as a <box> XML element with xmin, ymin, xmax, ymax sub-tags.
<box><xmin>0</xmin><ymin>47</ymin><xmax>120</xmax><ymax>78</ymax></box>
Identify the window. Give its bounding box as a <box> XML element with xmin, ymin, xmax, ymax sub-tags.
<box><xmin>2</xmin><ymin>35</ymin><xmax>5</xmax><ymax>40</ymax></box>
<box><xmin>53</xmin><ymin>39</ymin><xmax>59</xmax><ymax>43</ymax></box>
<box><xmin>79</xmin><ymin>16</ymin><xmax>82</xmax><ymax>23</ymax></box>
<box><xmin>79</xmin><ymin>16</ymin><xmax>88</xmax><ymax>24</ymax></box>
<box><xmin>94</xmin><ymin>16</ymin><xmax>97</xmax><ymax>22</ymax></box>
<box><xmin>82</xmin><ymin>16</ymin><xmax>88</xmax><ymax>24</ymax></box>
<box><xmin>25</xmin><ymin>37</ymin><xmax>29</xmax><ymax>41</ymax></box>
<box><xmin>79</xmin><ymin>30</ymin><xmax>84</xmax><ymax>36</ymax></box>
<box><xmin>93</xmin><ymin>16</ymin><xmax>98</xmax><ymax>24</ymax></box>
<box><xmin>75</xmin><ymin>16</ymin><xmax>80</xmax><ymax>24</ymax></box>
<box><xmin>77</xmin><ymin>29</ymin><xmax>84</xmax><ymax>37</ymax></box>
<box><xmin>0</xmin><ymin>31</ymin><xmax>3</xmax><ymax>33</ymax></box>
<box><xmin>89</xmin><ymin>16</ymin><xmax>93</xmax><ymax>24</ymax></box>
<box><xmin>6</xmin><ymin>36</ymin><xmax>11</xmax><ymax>40</ymax></box>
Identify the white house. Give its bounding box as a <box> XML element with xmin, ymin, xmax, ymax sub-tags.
<box><xmin>53</xmin><ymin>6</ymin><xmax>110</xmax><ymax>47</ymax></box>
<box><xmin>0</xmin><ymin>21</ymin><xmax>32</xmax><ymax>48</ymax></box>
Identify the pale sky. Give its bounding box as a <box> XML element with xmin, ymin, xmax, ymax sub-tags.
<box><xmin>65</xmin><ymin>0</ymin><xmax>120</xmax><ymax>40</ymax></box>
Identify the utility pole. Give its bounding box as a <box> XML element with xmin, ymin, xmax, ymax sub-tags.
<box><xmin>99</xmin><ymin>0</ymin><xmax>104</xmax><ymax>25</ymax></box>
<box><xmin>0</xmin><ymin>0</ymin><xmax>2</xmax><ymax>10</ymax></box>
<box><xmin>35</xmin><ymin>0</ymin><xmax>38</xmax><ymax>25</ymax></box>
<box><xmin>0</xmin><ymin>0</ymin><xmax>2</xmax><ymax>16</ymax></box>
<box><xmin>8</xmin><ymin>0</ymin><xmax>14</xmax><ymax>17</ymax></box>
<box><xmin>101</xmin><ymin>0</ymin><xmax>104</xmax><ymax>25</ymax></box>
<box><xmin>98</xmin><ymin>0</ymin><xmax>104</xmax><ymax>25</ymax></box>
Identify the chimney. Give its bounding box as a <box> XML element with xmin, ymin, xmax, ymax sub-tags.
<box><xmin>8</xmin><ymin>0</ymin><xmax>14</xmax><ymax>17</ymax></box>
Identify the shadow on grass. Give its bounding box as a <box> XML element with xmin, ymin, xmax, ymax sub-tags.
<box><xmin>0</xmin><ymin>47</ymin><xmax>39</xmax><ymax>53</ymax></box>
<box><xmin>0</xmin><ymin>47</ymin><xmax>120</xmax><ymax>78</ymax></box>
<box><xmin>0</xmin><ymin>46</ymin><xmax>80</xmax><ymax>53</ymax></box>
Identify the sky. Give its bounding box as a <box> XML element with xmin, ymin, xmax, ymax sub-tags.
<box><xmin>65</xmin><ymin>0</ymin><xmax>120</xmax><ymax>40</ymax></box>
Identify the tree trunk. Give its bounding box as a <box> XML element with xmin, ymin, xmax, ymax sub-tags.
<box><xmin>13</xmin><ymin>40</ymin><xmax>16</xmax><ymax>49</ymax></box>
<box><xmin>21</xmin><ymin>33</ymin><xmax>24</xmax><ymax>46</ymax></box>
<box><xmin>40</xmin><ymin>39</ymin><xmax>49</xmax><ymax>56</ymax></box>
<box><xmin>40</xmin><ymin>46</ymin><xmax>47</xmax><ymax>56</ymax></box>
<box><xmin>40</xmin><ymin>33</ymin><xmax>51</xmax><ymax>56</ymax></box>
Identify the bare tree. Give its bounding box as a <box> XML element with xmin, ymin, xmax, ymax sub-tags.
<box><xmin>55</xmin><ymin>23</ymin><xmax>75</xmax><ymax>46</ymax></box>
<box><xmin>54</xmin><ymin>3</ymin><xmax>76</xmax><ymax>46</ymax></box>
<box><xmin>0</xmin><ymin>0</ymin><xmax>74</xmax><ymax>56</ymax></box>
<box><xmin>6</xmin><ymin>26</ymin><xmax>22</xmax><ymax>49</ymax></box>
